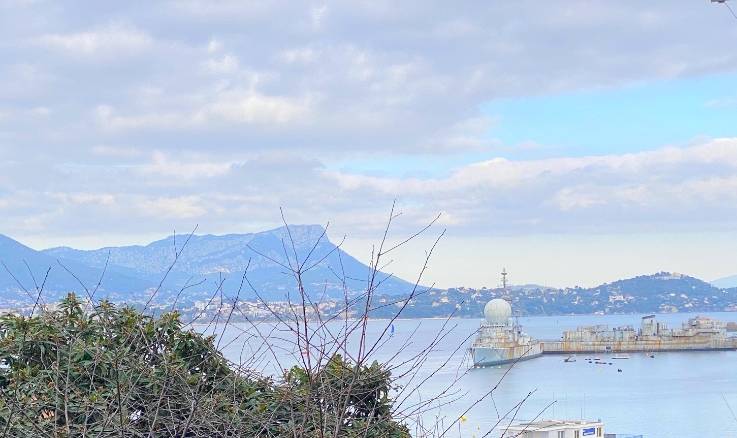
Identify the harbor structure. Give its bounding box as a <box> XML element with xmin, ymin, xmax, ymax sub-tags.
<box><xmin>543</xmin><ymin>314</ymin><xmax>737</xmax><ymax>354</ymax></box>
<box><xmin>504</xmin><ymin>419</ymin><xmax>604</xmax><ymax>438</ymax></box>
<box><xmin>471</xmin><ymin>271</ymin><xmax>737</xmax><ymax>367</ymax></box>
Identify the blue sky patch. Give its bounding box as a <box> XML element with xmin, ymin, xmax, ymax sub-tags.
<box><xmin>482</xmin><ymin>72</ymin><xmax>737</xmax><ymax>159</ymax></box>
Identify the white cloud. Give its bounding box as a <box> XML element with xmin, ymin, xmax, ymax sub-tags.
<box><xmin>0</xmin><ymin>105</ymin><xmax>51</xmax><ymax>122</ymax></box>
<box><xmin>169</xmin><ymin>0</ymin><xmax>277</xmax><ymax>20</ymax></box>
<box><xmin>207</xmin><ymin>38</ymin><xmax>223</xmax><ymax>53</ymax></box>
<box><xmin>95</xmin><ymin>83</ymin><xmax>311</xmax><ymax>130</ymax></box>
<box><xmin>90</xmin><ymin>145</ymin><xmax>143</xmax><ymax>158</ymax></box>
<box><xmin>423</xmin><ymin>116</ymin><xmax>497</xmax><ymax>152</ymax></box>
<box><xmin>37</xmin><ymin>24</ymin><xmax>153</xmax><ymax>56</ymax></box>
<box><xmin>29</xmin><ymin>106</ymin><xmax>51</xmax><ymax>116</ymax></box>
<box><xmin>324</xmin><ymin>138</ymin><xmax>737</xmax><ymax>231</ymax></box>
<box><xmin>202</xmin><ymin>54</ymin><xmax>240</xmax><ymax>74</ymax></box>
<box><xmin>0</xmin><ymin>63</ymin><xmax>54</xmax><ymax>99</ymax></box>
<box><xmin>53</xmin><ymin>192</ymin><xmax>117</xmax><ymax>206</ymax></box>
<box><xmin>550</xmin><ymin>187</ymin><xmax>605</xmax><ymax>211</ymax></box>
<box><xmin>195</xmin><ymin>92</ymin><xmax>311</xmax><ymax>125</ymax></box>
<box><xmin>140</xmin><ymin>151</ymin><xmax>233</xmax><ymax>180</ymax></box>
<box><xmin>433</xmin><ymin>19</ymin><xmax>480</xmax><ymax>38</ymax></box>
<box><xmin>310</xmin><ymin>4</ymin><xmax>328</xmax><ymax>30</ymax></box>
<box><xmin>138</xmin><ymin>196</ymin><xmax>206</xmax><ymax>219</ymax></box>
<box><xmin>278</xmin><ymin>47</ymin><xmax>318</xmax><ymax>64</ymax></box>
<box><xmin>94</xmin><ymin>105</ymin><xmax>184</xmax><ymax>130</ymax></box>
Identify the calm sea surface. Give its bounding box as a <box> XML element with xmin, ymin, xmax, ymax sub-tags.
<box><xmin>205</xmin><ymin>312</ymin><xmax>737</xmax><ymax>438</ymax></box>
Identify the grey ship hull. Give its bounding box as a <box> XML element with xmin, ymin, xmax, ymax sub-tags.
<box><xmin>471</xmin><ymin>344</ymin><xmax>543</xmax><ymax>367</ymax></box>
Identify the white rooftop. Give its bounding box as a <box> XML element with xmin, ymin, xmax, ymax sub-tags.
<box><xmin>505</xmin><ymin>419</ymin><xmax>603</xmax><ymax>432</ymax></box>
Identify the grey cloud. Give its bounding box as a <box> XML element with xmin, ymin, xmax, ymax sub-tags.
<box><xmin>1</xmin><ymin>1</ymin><xmax>737</xmax><ymax>244</ymax></box>
<box><xmin>3</xmin><ymin>1</ymin><xmax>737</xmax><ymax>155</ymax></box>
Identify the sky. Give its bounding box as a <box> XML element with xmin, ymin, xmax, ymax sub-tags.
<box><xmin>1</xmin><ymin>0</ymin><xmax>737</xmax><ymax>288</ymax></box>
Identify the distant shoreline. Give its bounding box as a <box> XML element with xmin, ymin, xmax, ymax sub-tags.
<box><xmin>187</xmin><ymin>309</ymin><xmax>737</xmax><ymax>326</ymax></box>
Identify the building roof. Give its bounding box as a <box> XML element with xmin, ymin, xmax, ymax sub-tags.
<box><xmin>505</xmin><ymin>419</ymin><xmax>603</xmax><ymax>432</ymax></box>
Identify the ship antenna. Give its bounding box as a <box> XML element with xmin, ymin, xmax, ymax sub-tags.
<box><xmin>502</xmin><ymin>268</ymin><xmax>521</xmax><ymax>330</ymax></box>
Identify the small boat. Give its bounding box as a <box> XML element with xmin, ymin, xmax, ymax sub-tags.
<box><xmin>648</xmin><ymin>353</ymin><xmax>655</xmax><ymax>358</ymax></box>
<box><xmin>617</xmin><ymin>368</ymin><xmax>622</xmax><ymax>372</ymax></box>
<box><xmin>611</xmin><ymin>355</ymin><xmax>630</xmax><ymax>360</ymax></box>
<box><xmin>564</xmin><ymin>356</ymin><xmax>576</xmax><ymax>363</ymax></box>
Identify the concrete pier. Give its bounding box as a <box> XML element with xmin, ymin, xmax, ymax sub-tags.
<box><xmin>538</xmin><ymin>315</ymin><xmax>737</xmax><ymax>355</ymax></box>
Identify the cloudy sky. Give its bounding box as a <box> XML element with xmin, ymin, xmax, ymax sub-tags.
<box><xmin>1</xmin><ymin>0</ymin><xmax>737</xmax><ymax>288</ymax></box>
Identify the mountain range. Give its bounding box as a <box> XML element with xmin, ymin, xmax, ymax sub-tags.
<box><xmin>0</xmin><ymin>225</ymin><xmax>415</xmax><ymax>306</ymax></box>
<box><xmin>1</xmin><ymin>227</ymin><xmax>737</xmax><ymax>317</ymax></box>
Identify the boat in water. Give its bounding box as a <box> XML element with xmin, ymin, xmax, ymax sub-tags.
<box><xmin>470</xmin><ymin>270</ymin><xmax>543</xmax><ymax>367</ymax></box>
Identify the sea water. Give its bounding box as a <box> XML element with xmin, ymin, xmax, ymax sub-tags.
<box><xmin>207</xmin><ymin>312</ymin><xmax>737</xmax><ymax>438</ymax></box>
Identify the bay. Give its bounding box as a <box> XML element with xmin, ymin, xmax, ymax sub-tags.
<box><xmin>205</xmin><ymin>311</ymin><xmax>737</xmax><ymax>437</ymax></box>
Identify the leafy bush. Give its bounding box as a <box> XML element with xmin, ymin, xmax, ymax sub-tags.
<box><xmin>0</xmin><ymin>294</ymin><xmax>409</xmax><ymax>437</ymax></box>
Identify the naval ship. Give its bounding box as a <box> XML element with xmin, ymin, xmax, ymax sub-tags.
<box><xmin>470</xmin><ymin>270</ymin><xmax>737</xmax><ymax>366</ymax></box>
<box><xmin>470</xmin><ymin>270</ymin><xmax>543</xmax><ymax>367</ymax></box>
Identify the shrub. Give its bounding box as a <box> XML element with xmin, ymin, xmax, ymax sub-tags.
<box><xmin>0</xmin><ymin>294</ymin><xmax>409</xmax><ymax>437</ymax></box>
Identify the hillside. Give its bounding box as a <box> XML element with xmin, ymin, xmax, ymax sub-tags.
<box><xmin>0</xmin><ymin>234</ymin><xmax>150</xmax><ymax>304</ymax></box>
<box><xmin>175</xmin><ymin>271</ymin><xmax>737</xmax><ymax>321</ymax></box>
<box><xmin>367</xmin><ymin>272</ymin><xmax>737</xmax><ymax>319</ymax></box>
<box><xmin>34</xmin><ymin>225</ymin><xmax>415</xmax><ymax>304</ymax></box>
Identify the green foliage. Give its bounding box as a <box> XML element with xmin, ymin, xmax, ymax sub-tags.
<box><xmin>0</xmin><ymin>294</ymin><xmax>409</xmax><ymax>437</ymax></box>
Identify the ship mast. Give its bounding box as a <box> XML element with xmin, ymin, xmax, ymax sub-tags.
<box><xmin>502</xmin><ymin>267</ymin><xmax>522</xmax><ymax>335</ymax></box>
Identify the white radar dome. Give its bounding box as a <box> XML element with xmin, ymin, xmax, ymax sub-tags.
<box><xmin>484</xmin><ymin>299</ymin><xmax>512</xmax><ymax>325</ymax></box>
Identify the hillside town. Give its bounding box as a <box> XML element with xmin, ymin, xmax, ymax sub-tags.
<box><xmin>3</xmin><ymin>272</ymin><xmax>737</xmax><ymax>322</ymax></box>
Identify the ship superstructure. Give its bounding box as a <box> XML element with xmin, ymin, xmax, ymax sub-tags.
<box><xmin>470</xmin><ymin>270</ymin><xmax>543</xmax><ymax>366</ymax></box>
